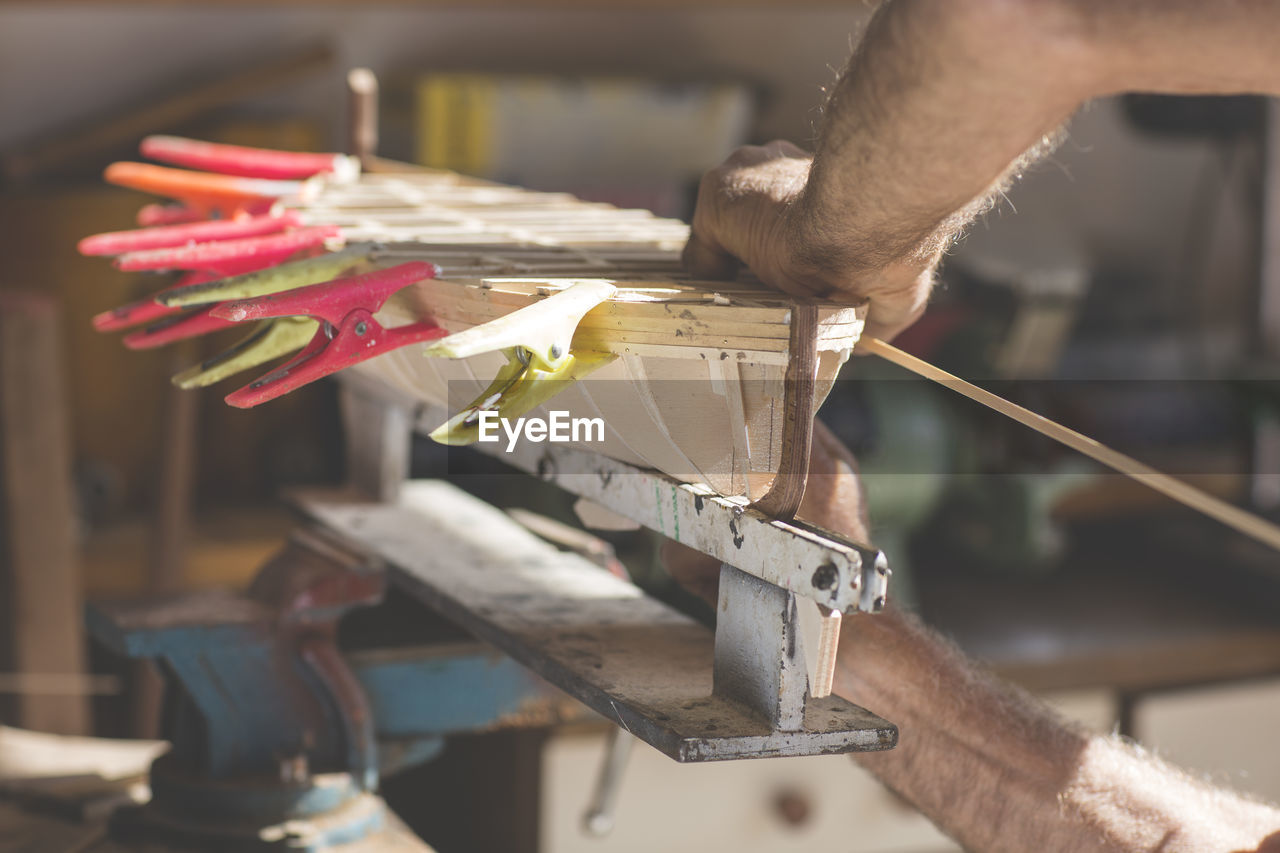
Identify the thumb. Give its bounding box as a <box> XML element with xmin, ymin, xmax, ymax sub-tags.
<box><xmin>681</xmin><ymin>230</ymin><xmax>741</xmax><ymax>281</ymax></box>
<box><xmin>856</xmin><ymin>268</ymin><xmax>934</xmax><ymax>346</ymax></box>
<box><xmin>861</xmin><ymin>295</ymin><xmax>929</xmax><ymax>345</ymax></box>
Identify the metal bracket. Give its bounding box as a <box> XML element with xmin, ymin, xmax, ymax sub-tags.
<box><xmin>402</xmin><ymin>395</ymin><xmax>890</xmax><ymax>615</ymax></box>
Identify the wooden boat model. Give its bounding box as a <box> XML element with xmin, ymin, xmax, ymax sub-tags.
<box><xmin>371</xmin><ymin>274</ymin><xmax>863</xmax><ymax>499</ymax></box>
<box><xmin>84</xmin><ymin>141</ymin><xmax>866</xmax><ymax>503</ymax></box>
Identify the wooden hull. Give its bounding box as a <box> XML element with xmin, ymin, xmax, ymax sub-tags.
<box><xmin>362</xmin><ymin>277</ymin><xmax>861</xmax><ymax>499</ymax></box>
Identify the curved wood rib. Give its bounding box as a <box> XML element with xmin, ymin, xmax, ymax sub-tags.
<box><xmin>748</xmin><ymin>303</ymin><xmax>819</xmax><ymax>521</ymax></box>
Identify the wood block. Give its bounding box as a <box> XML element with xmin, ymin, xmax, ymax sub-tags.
<box><xmin>0</xmin><ymin>292</ymin><xmax>88</xmax><ymax>735</ymax></box>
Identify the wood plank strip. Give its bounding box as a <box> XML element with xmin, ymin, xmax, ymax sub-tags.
<box><xmin>863</xmin><ymin>336</ymin><xmax>1280</xmax><ymax>555</ymax></box>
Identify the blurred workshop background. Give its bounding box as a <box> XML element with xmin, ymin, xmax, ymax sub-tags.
<box><xmin>1</xmin><ymin>4</ymin><xmax>1279</xmax><ymax>853</ymax></box>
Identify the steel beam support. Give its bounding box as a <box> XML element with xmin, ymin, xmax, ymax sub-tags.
<box><xmin>406</xmin><ymin>399</ymin><xmax>891</xmax><ymax>615</ymax></box>
<box><xmin>713</xmin><ymin>565</ymin><xmax>809</xmax><ymax>731</ymax></box>
<box><xmin>292</xmin><ymin>481</ymin><xmax>897</xmax><ymax>761</ymax></box>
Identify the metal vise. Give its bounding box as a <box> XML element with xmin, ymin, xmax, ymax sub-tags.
<box><xmin>88</xmin><ymin>530</ymin><xmax>577</xmax><ymax>851</ymax></box>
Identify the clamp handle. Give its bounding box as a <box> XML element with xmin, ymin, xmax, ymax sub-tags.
<box><xmin>215</xmin><ymin>261</ymin><xmax>445</xmax><ymax>407</ymax></box>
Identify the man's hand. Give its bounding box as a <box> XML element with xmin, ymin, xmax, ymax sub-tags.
<box><xmin>683</xmin><ymin>141</ymin><xmax>935</xmax><ymax>342</ymax></box>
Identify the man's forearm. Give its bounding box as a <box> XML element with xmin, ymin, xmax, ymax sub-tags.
<box><xmin>663</xmin><ymin>422</ymin><xmax>1280</xmax><ymax>850</ymax></box>
<box><xmin>793</xmin><ymin>0</ymin><xmax>1095</xmax><ymax>278</ymax></box>
<box><xmin>788</xmin><ymin>0</ymin><xmax>1280</xmax><ymax>329</ymax></box>
<box><xmin>836</xmin><ymin>610</ymin><xmax>1280</xmax><ymax>852</ymax></box>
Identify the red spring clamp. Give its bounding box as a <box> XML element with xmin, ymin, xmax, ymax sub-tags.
<box><xmin>137</xmin><ymin>203</ymin><xmax>207</xmax><ymax>227</ymax></box>
<box><xmin>121</xmin><ymin>304</ymin><xmax>239</xmax><ymax>350</ymax></box>
<box><xmin>215</xmin><ymin>261</ymin><xmax>445</xmax><ymax>408</ymax></box>
<box><xmin>95</xmin><ymin>280</ymin><xmax>238</xmax><ymax>350</ymax></box>
<box><xmin>140</xmin><ymin>135</ymin><xmax>359</xmax><ymax>182</ymax></box>
<box><xmin>79</xmin><ymin>212</ymin><xmax>302</xmax><ymax>256</ymax></box>
<box><xmin>93</xmin><ymin>228</ymin><xmax>339</xmax><ymax>348</ymax></box>
<box><xmin>96</xmin><ymin>227</ymin><xmax>341</xmax><ymax>347</ymax></box>
<box><xmin>135</xmin><ymin>201</ymin><xmax>274</xmax><ymax>227</ymax></box>
<box><xmin>93</xmin><ymin>269</ymin><xmax>219</xmax><ymax>330</ymax></box>
<box><xmin>113</xmin><ymin>226</ymin><xmax>339</xmax><ymax>275</ymax></box>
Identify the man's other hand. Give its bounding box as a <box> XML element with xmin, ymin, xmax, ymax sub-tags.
<box><xmin>660</xmin><ymin>419</ymin><xmax>871</xmax><ymax>605</ymax></box>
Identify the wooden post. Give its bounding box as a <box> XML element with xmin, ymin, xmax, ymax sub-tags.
<box><xmin>347</xmin><ymin>68</ymin><xmax>380</xmax><ymax>167</ymax></box>
<box><xmin>339</xmin><ymin>379</ymin><xmax>411</xmax><ymax>503</ymax></box>
<box><xmin>0</xmin><ymin>292</ymin><xmax>89</xmax><ymax>735</ymax></box>
<box><xmin>134</xmin><ymin>344</ymin><xmax>201</xmax><ymax>738</ymax></box>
